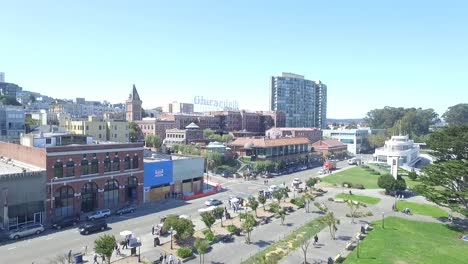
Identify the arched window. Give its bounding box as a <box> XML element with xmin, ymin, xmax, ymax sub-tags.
<box><xmin>104</xmin><ymin>153</ymin><xmax>111</xmax><ymax>172</ymax></box>
<box><xmin>91</xmin><ymin>154</ymin><xmax>99</xmax><ymax>174</ymax></box>
<box><xmin>112</xmin><ymin>153</ymin><xmax>120</xmax><ymax>171</ymax></box>
<box><xmin>54</xmin><ymin>186</ymin><xmax>74</xmax><ymax>218</ymax></box>
<box><xmin>124</xmin><ymin>154</ymin><xmax>131</xmax><ymax>170</ymax></box>
<box><xmin>104</xmin><ymin>179</ymin><xmax>119</xmax><ymax>208</ymax></box>
<box><xmin>126</xmin><ymin>176</ymin><xmax>138</xmax><ymax>201</ymax></box>
<box><xmin>132</xmin><ymin>154</ymin><xmax>139</xmax><ymax>169</ymax></box>
<box><xmin>81</xmin><ymin>182</ymin><xmax>98</xmax><ymax>213</ymax></box>
<box><xmin>80</xmin><ymin>154</ymin><xmax>89</xmax><ymax>175</ymax></box>
<box><xmin>54</xmin><ymin>160</ymin><xmax>63</xmax><ymax>178</ymax></box>
<box><xmin>66</xmin><ymin>159</ymin><xmax>75</xmax><ymax>177</ymax></box>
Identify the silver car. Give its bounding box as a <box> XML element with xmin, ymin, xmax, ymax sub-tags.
<box><xmin>9</xmin><ymin>224</ymin><xmax>45</xmax><ymax>240</ymax></box>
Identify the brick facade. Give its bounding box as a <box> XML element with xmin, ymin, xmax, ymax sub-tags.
<box><xmin>0</xmin><ymin>141</ymin><xmax>47</xmax><ymax>168</ymax></box>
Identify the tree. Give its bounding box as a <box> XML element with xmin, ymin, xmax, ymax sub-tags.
<box><xmin>200</xmin><ymin>212</ymin><xmax>216</xmax><ymax>232</ymax></box>
<box><xmin>319</xmin><ymin>212</ymin><xmax>340</xmax><ymax>240</ymax></box>
<box><xmin>280</xmin><ymin>187</ymin><xmax>289</xmax><ymax>202</ymax></box>
<box><xmin>258</xmin><ymin>194</ymin><xmax>267</xmax><ymax>211</ymax></box>
<box><xmin>302</xmin><ymin>193</ymin><xmax>314</xmax><ymax>213</ymax></box>
<box><xmin>255</xmin><ymin>162</ymin><xmax>267</xmax><ymax>174</ymax></box>
<box><xmin>264</xmin><ymin>160</ymin><xmax>275</xmax><ymax>173</ymax></box>
<box><xmin>313</xmin><ymin>201</ymin><xmax>328</xmax><ymax>213</ymax></box>
<box><xmin>221</xmin><ymin>134</ymin><xmax>233</xmax><ymax>142</ymax></box>
<box><xmin>28</xmin><ymin>94</ymin><xmax>37</xmax><ymax>103</ymax></box>
<box><xmin>241</xmin><ymin>213</ymin><xmax>257</xmax><ymax>244</ymax></box>
<box><xmin>442</xmin><ymin>103</ymin><xmax>468</xmax><ymax>125</ymax></box>
<box><xmin>378</xmin><ymin>174</ymin><xmax>406</xmax><ymax>194</ymax></box>
<box><xmin>162</xmin><ymin>216</ymin><xmax>195</xmax><ymax>242</ymax></box>
<box><xmin>145</xmin><ymin>134</ymin><xmax>162</xmax><ymax>149</ymax></box>
<box><xmin>212</xmin><ymin>207</ymin><xmax>225</xmax><ymax>227</ymax></box>
<box><xmin>427</xmin><ymin>125</ymin><xmax>468</xmax><ymax>161</ymax></box>
<box><xmin>408</xmin><ymin>171</ymin><xmax>418</xmax><ymax>180</ymax></box>
<box><xmin>248</xmin><ymin>197</ymin><xmax>259</xmax><ymax>217</ymax></box>
<box><xmin>269</xmin><ymin>202</ymin><xmax>280</xmax><ymax>214</ymax></box>
<box><xmin>94</xmin><ymin>234</ymin><xmax>116</xmax><ymax>264</ymax></box>
<box><xmin>298</xmin><ymin>235</ymin><xmax>311</xmax><ymax>264</ymax></box>
<box><xmin>194</xmin><ymin>238</ymin><xmax>209</xmax><ymax>264</ymax></box>
<box><xmin>0</xmin><ymin>95</ymin><xmax>22</xmax><ymax>106</ymax></box>
<box><xmin>203</xmin><ymin>129</ymin><xmax>215</xmax><ymax>139</ymax></box>
<box><xmin>272</xmin><ymin>190</ymin><xmax>283</xmax><ymax>204</ymax></box>
<box><xmin>306</xmin><ymin>178</ymin><xmax>318</xmax><ymax>189</ymax></box>
<box><xmin>346</xmin><ymin>200</ymin><xmax>361</xmax><ymax>223</ymax></box>
<box><xmin>128</xmin><ymin>122</ymin><xmax>140</xmax><ymax>142</ymax></box>
<box><xmin>368</xmin><ymin>133</ymin><xmax>386</xmax><ymax>149</ymax></box>
<box><xmin>415</xmin><ymin>160</ymin><xmax>468</xmax><ymax>216</ymax></box>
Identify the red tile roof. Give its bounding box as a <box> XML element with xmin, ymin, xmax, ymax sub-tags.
<box><xmin>229</xmin><ymin>137</ymin><xmax>310</xmax><ymax>148</ymax></box>
<box><xmin>312</xmin><ymin>139</ymin><xmax>346</xmax><ymax>148</ymax></box>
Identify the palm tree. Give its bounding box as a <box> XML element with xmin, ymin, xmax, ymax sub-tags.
<box><xmin>319</xmin><ymin>212</ymin><xmax>340</xmax><ymax>240</ymax></box>
<box><xmin>302</xmin><ymin>193</ymin><xmax>314</xmax><ymax>213</ymax></box>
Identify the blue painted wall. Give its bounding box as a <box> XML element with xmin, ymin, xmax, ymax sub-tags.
<box><xmin>144</xmin><ymin>160</ymin><xmax>173</xmax><ymax>188</ymax></box>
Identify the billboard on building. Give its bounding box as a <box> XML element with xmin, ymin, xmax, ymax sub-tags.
<box><xmin>144</xmin><ymin>160</ymin><xmax>173</xmax><ymax>188</ymax></box>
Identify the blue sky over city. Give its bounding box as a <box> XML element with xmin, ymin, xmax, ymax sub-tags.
<box><xmin>1</xmin><ymin>0</ymin><xmax>467</xmax><ymax>118</ymax></box>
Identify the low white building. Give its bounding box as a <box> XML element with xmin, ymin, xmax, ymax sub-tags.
<box><xmin>322</xmin><ymin>128</ymin><xmax>369</xmax><ymax>155</ymax></box>
<box><xmin>373</xmin><ymin>135</ymin><xmax>421</xmax><ymax>167</ymax></box>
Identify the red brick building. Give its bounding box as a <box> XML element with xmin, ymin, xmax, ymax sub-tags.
<box><xmin>312</xmin><ymin>139</ymin><xmax>348</xmax><ymax>159</ymax></box>
<box><xmin>265</xmin><ymin>127</ymin><xmax>322</xmax><ymax>143</ymax></box>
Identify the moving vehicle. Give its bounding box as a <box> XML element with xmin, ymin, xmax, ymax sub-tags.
<box><xmin>52</xmin><ymin>216</ymin><xmax>79</xmax><ymax>230</ymax></box>
<box><xmin>292</xmin><ymin>178</ymin><xmax>302</xmax><ymax>185</ymax></box>
<box><xmin>87</xmin><ymin>209</ymin><xmax>111</xmax><ymax>221</ymax></box>
<box><xmin>348</xmin><ymin>157</ymin><xmax>361</xmax><ymax>165</ymax></box>
<box><xmin>9</xmin><ymin>224</ymin><xmax>45</xmax><ymax>240</ymax></box>
<box><xmin>79</xmin><ymin>220</ymin><xmax>107</xmax><ymax>235</ymax></box>
<box><xmin>324</xmin><ymin>160</ymin><xmax>337</xmax><ymax>170</ymax></box>
<box><xmin>205</xmin><ymin>199</ymin><xmax>223</xmax><ymax>206</ymax></box>
<box><xmin>115</xmin><ymin>205</ymin><xmax>136</xmax><ymax>215</ymax></box>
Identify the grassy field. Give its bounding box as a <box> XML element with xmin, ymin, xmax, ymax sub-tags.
<box><xmin>396</xmin><ymin>201</ymin><xmax>449</xmax><ymax>218</ymax></box>
<box><xmin>343</xmin><ymin>217</ymin><xmax>467</xmax><ymax>264</ymax></box>
<box><xmin>402</xmin><ymin>176</ymin><xmax>421</xmax><ymax>189</ymax></box>
<box><xmin>335</xmin><ymin>193</ymin><xmax>381</xmax><ymax>205</ymax></box>
<box><xmin>241</xmin><ymin>216</ymin><xmax>326</xmax><ymax>264</ymax></box>
<box><xmin>322</xmin><ymin>166</ymin><xmax>381</xmax><ymax>189</ymax></box>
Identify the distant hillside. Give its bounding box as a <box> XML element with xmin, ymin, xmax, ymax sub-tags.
<box><xmin>327</xmin><ymin>118</ymin><xmax>365</xmax><ymax>124</ymax></box>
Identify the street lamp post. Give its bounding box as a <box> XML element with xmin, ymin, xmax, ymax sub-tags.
<box><xmin>382</xmin><ymin>212</ymin><xmax>385</xmax><ymax>229</ymax></box>
<box><xmin>170</xmin><ymin>226</ymin><xmax>174</xmax><ymax>249</ymax></box>
<box><xmin>357</xmin><ymin>237</ymin><xmax>360</xmax><ymax>258</ymax></box>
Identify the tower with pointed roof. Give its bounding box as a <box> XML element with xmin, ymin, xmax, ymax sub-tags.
<box><xmin>126</xmin><ymin>84</ymin><xmax>143</xmax><ymax>121</ymax></box>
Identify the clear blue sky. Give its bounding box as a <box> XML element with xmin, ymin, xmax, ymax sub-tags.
<box><xmin>1</xmin><ymin>0</ymin><xmax>467</xmax><ymax>118</ymax></box>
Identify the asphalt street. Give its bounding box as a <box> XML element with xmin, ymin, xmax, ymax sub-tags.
<box><xmin>0</xmin><ymin>160</ymin><xmax>350</xmax><ymax>264</ymax></box>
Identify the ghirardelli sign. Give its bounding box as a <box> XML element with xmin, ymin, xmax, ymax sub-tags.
<box><xmin>193</xmin><ymin>96</ymin><xmax>239</xmax><ymax>110</ymax></box>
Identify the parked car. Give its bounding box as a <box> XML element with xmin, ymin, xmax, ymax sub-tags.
<box><xmin>87</xmin><ymin>209</ymin><xmax>111</xmax><ymax>221</ymax></box>
<box><xmin>205</xmin><ymin>199</ymin><xmax>223</xmax><ymax>206</ymax></box>
<box><xmin>292</xmin><ymin>178</ymin><xmax>302</xmax><ymax>185</ymax></box>
<box><xmin>79</xmin><ymin>220</ymin><xmax>107</xmax><ymax>235</ymax></box>
<box><xmin>318</xmin><ymin>169</ymin><xmax>326</xmax><ymax>175</ymax></box>
<box><xmin>269</xmin><ymin>185</ymin><xmax>279</xmax><ymax>192</ymax></box>
<box><xmin>52</xmin><ymin>216</ymin><xmax>79</xmax><ymax>230</ymax></box>
<box><xmin>262</xmin><ymin>173</ymin><xmax>273</xmax><ymax>179</ymax></box>
<box><xmin>9</xmin><ymin>224</ymin><xmax>45</xmax><ymax>240</ymax></box>
<box><xmin>115</xmin><ymin>206</ymin><xmax>136</xmax><ymax>215</ymax></box>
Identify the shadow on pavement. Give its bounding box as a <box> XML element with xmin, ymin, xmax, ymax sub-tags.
<box><xmin>252</xmin><ymin>239</ymin><xmax>274</xmax><ymax>248</ymax></box>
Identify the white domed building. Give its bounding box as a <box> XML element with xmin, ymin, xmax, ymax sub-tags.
<box><xmin>373</xmin><ymin>135</ymin><xmax>421</xmax><ymax>167</ymax></box>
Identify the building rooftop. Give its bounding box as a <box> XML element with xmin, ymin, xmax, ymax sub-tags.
<box><xmin>0</xmin><ymin>158</ymin><xmax>43</xmax><ymax>175</ymax></box>
<box><xmin>229</xmin><ymin>137</ymin><xmax>310</xmax><ymax>148</ymax></box>
<box><xmin>268</xmin><ymin>127</ymin><xmax>319</xmax><ymax>131</ymax></box>
<box><xmin>312</xmin><ymin>139</ymin><xmax>346</xmax><ymax>148</ymax></box>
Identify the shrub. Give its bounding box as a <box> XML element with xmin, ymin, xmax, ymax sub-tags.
<box><xmin>239</xmin><ymin>212</ymin><xmax>248</xmax><ymax>220</ymax></box>
<box><xmin>370</xmin><ymin>171</ymin><xmax>381</xmax><ymax>175</ymax></box>
<box><xmin>177</xmin><ymin>247</ymin><xmax>193</xmax><ymax>258</ymax></box>
<box><xmin>328</xmin><ymin>197</ymin><xmax>334</xmax><ymax>202</ymax></box>
<box><xmin>227</xmin><ymin>225</ymin><xmax>237</xmax><ymax>234</ymax></box>
<box><xmin>203</xmin><ymin>230</ymin><xmax>215</xmax><ymax>242</ymax></box>
<box><xmin>289</xmin><ymin>198</ymin><xmax>296</xmax><ymax>204</ymax></box>
<box><xmin>293</xmin><ymin>197</ymin><xmax>305</xmax><ymax>208</ymax></box>
<box><xmin>366</xmin><ymin>211</ymin><xmax>374</xmax><ymax>216</ymax></box>
<box><xmin>354</xmin><ymin>184</ymin><xmax>365</xmax><ymax>189</ymax></box>
<box><xmin>408</xmin><ymin>171</ymin><xmax>418</xmax><ymax>180</ymax></box>
<box><xmin>361</xmin><ymin>165</ymin><xmax>369</xmax><ymax>169</ymax></box>
<box><xmin>342</xmin><ymin>181</ymin><xmax>353</xmax><ymax>188</ymax></box>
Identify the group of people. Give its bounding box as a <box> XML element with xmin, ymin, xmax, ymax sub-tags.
<box><xmin>263</xmin><ymin>179</ymin><xmax>270</xmax><ymax>185</ymax></box>
<box><xmin>158</xmin><ymin>253</ymin><xmax>182</xmax><ymax>264</ymax></box>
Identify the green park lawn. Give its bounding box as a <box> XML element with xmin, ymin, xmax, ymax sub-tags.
<box><xmin>321</xmin><ymin>167</ymin><xmax>380</xmax><ymax>189</ymax></box>
<box><xmin>343</xmin><ymin>217</ymin><xmax>467</xmax><ymax>264</ymax></box>
<box><xmin>396</xmin><ymin>201</ymin><xmax>449</xmax><ymax>218</ymax></box>
<box><xmin>335</xmin><ymin>193</ymin><xmax>381</xmax><ymax>205</ymax></box>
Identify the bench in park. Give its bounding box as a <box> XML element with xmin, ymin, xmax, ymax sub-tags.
<box><xmin>334</xmin><ymin>198</ymin><xmax>345</xmax><ymax>203</ymax></box>
<box><xmin>365</xmin><ymin>224</ymin><xmax>373</xmax><ymax>231</ymax></box>
<box><xmin>345</xmin><ymin>241</ymin><xmax>355</xmax><ymax>250</ymax></box>
<box><xmin>333</xmin><ymin>254</ymin><xmax>342</xmax><ymax>263</ymax></box>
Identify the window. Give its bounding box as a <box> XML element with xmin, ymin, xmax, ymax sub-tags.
<box><xmin>54</xmin><ymin>160</ymin><xmax>63</xmax><ymax>178</ymax></box>
<box><xmin>112</xmin><ymin>153</ymin><xmax>120</xmax><ymax>171</ymax></box>
<box><xmin>132</xmin><ymin>154</ymin><xmax>139</xmax><ymax>169</ymax></box>
<box><xmin>54</xmin><ymin>186</ymin><xmax>74</xmax><ymax>218</ymax></box>
<box><xmin>104</xmin><ymin>154</ymin><xmax>111</xmax><ymax>172</ymax></box>
<box><xmin>91</xmin><ymin>155</ymin><xmax>99</xmax><ymax>174</ymax></box>
<box><xmin>86</xmin><ymin>125</ymin><xmax>89</xmax><ymax>130</ymax></box>
<box><xmin>124</xmin><ymin>154</ymin><xmax>131</xmax><ymax>170</ymax></box>
<box><xmin>104</xmin><ymin>179</ymin><xmax>119</xmax><ymax>208</ymax></box>
<box><xmin>80</xmin><ymin>155</ymin><xmax>89</xmax><ymax>175</ymax></box>
<box><xmin>66</xmin><ymin>159</ymin><xmax>75</xmax><ymax>177</ymax></box>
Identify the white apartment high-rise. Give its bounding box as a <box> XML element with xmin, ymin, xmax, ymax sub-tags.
<box><xmin>270</xmin><ymin>72</ymin><xmax>327</xmax><ymax>128</ymax></box>
<box><xmin>0</xmin><ymin>72</ymin><xmax>4</xmax><ymax>82</ymax></box>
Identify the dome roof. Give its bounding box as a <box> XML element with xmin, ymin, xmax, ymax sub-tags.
<box><xmin>185</xmin><ymin>122</ymin><xmax>200</xmax><ymax>129</ymax></box>
<box><xmin>243</xmin><ymin>142</ymin><xmax>255</xmax><ymax>149</ymax></box>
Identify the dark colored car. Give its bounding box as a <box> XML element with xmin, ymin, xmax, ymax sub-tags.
<box><xmin>79</xmin><ymin>220</ymin><xmax>107</xmax><ymax>235</ymax></box>
<box><xmin>115</xmin><ymin>206</ymin><xmax>136</xmax><ymax>215</ymax></box>
<box><xmin>52</xmin><ymin>217</ymin><xmax>79</xmax><ymax>230</ymax></box>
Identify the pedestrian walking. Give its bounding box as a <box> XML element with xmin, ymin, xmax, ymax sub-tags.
<box><xmin>164</xmin><ymin>253</ymin><xmax>167</xmax><ymax>263</ymax></box>
<box><xmin>177</xmin><ymin>258</ymin><xmax>182</xmax><ymax>264</ymax></box>
<box><xmin>314</xmin><ymin>234</ymin><xmax>318</xmax><ymax>245</ymax></box>
<box><xmin>84</xmin><ymin>245</ymin><xmax>88</xmax><ymax>255</ymax></box>
<box><xmin>93</xmin><ymin>254</ymin><xmax>98</xmax><ymax>264</ymax></box>
<box><xmin>152</xmin><ymin>225</ymin><xmax>155</xmax><ymax>235</ymax></box>
<box><xmin>168</xmin><ymin>253</ymin><xmax>174</xmax><ymax>264</ymax></box>
<box><xmin>101</xmin><ymin>255</ymin><xmax>105</xmax><ymax>263</ymax></box>
<box><xmin>159</xmin><ymin>253</ymin><xmax>164</xmax><ymax>262</ymax></box>
<box><xmin>68</xmin><ymin>250</ymin><xmax>72</xmax><ymax>263</ymax></box>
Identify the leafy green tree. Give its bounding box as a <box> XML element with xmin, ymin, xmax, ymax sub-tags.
<box><xmin>212</xmin><ymin>207</ymin><xmax>225</xmax><ymax>227</ymax></box>
<box><xmin>280</xmin><ymin>187</ymin><xmax>289</xmax><ymax>202</ymax></box>
<box><xmin>203</xmin><ymin>129</ymin><xmax>215</xmax><ymax>139</ymax></box>
<box><xmin>378</xmin><ymin>174</ymin><xmax>397</xmax><ymax>194</ymax></box>
<box><xmin>408</xmin><ymin>171</ymin><xmax>418</xmax><ymax>180</ymax></box>
<box><xmin>302</xmin><ymin>193</ymin><xmax>314</xmax><ymax>213</ymax></box>
<box><xmin>241</xmin><ymin>213</ymin><xmax>257</xmax><ymax>244</ymax></box>
<box><xmin>427</xmin><ymin>125</ymin><xmax>468</xmax><ymax>161</ymax></box>
<box><xmin>28</xmin><ymin>94</ymin><xmax>36</xmax><ymax>103</ymax></box>
<box><xmin>194</xmin><ymin>238</ymin><xmax>209</xmax><ymax>264</ymax></box>
<box><xmin>255</xmin><ymin>162</ymin><xmax>266</xmax><ymax>174</ymax></box>
<box><xmin>145</xmin><ymin>134</ymin><xmax>162</xmax><ymax>148</ymax></box>
<box><xmin>346</xmin><ymin>200</ymin><xmax>361</xmax><ymax>223</ymax></box>
<box><xmin>442</xmin><ymin>103</ymin><xmax>468</xmax><ymax>125</ymax></box>
<box><xmin>264</xmin><ymin>160</ymin><xmax>275</xmax><ymax>173</ymax></box>
<box><xmin>272</xmin><ymin>190</ymin><xmax>283</xmax><ymax>204</ymax></box>
<box><xmin>278</xmin><ymin>209</ymin><xmax>286</xmax><ymax>225</ymax></box>
<box><xmin>368</xmin><ymin>133</ymin><xmax>386</xmax><ymax>149</ymax></box>
<box><xmin>208</xmin><ymin>134</ymin><xmax>223</xmax><ymax>141</ymax></box>
<box><xmin>248</xmin><ymin>197</ymin><xmax>259</xmax><ymax>217</ymax></box>
<box><xmin>306</xmin><ymin>178</ymin><xmax>318</xmax><ymax>189</ymax></box>
<box><xmin>162</xmin><ymin>216</ymin><xmax>195</xmax><ymax>242</ymax></box>
<box><xmin>94</xmin><ymin>234</ymin><xmax>116</xmax><ymax>264</ymax></box>
<box><xmin>319</xmin><ymin>212</ymin><xmax>340</xmax><ymax>240</ymax></box>
<box><xmin>221</xmin><ymin>134</ymin><xmax>233</xmax><ymax>142</ymax></box>
<box><xmin>200</xmin><ymin>212</ymin><xmax>216</xmax><ymax>232</ymax></box>
<box><xmin>258</xmin><ymin>194</ymin><xmax>267</xmax><ymax>210</ymax></box>
<box><xmin>415</xmin><ymin>160</ymin><xmax>468</xmax><ymax>216</ymax></box>
<box><xmin>0</xmin><ymin>95</ymin><xmax>22</xmax><ymax>106</ymax></box>
<box><xmin>298</xmin><ymin>234</ymin><xmax>311</xmax><ymax>264</ymax></box>
<box><xmin>313</xmin><ymin>201</ymin><xmax>328</xmax><ymax>213</ymax></box>
<box><xmin>269</xmin><ymin>202</ymin><xmax>280</xmax><ymax>213</ymax></box>
<box><xmin>128</xmin><ymin>122</ymin><xmax>140</xmax><ymax>142</ymax></box>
